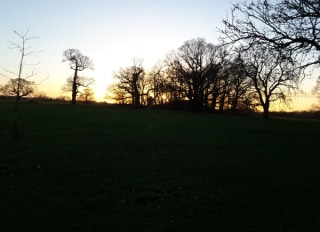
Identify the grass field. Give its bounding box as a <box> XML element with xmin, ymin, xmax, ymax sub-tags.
<box><xmin>0</xmin><ymin>101</ymin><xmax>319</xmax><ymax>232</ymax></box>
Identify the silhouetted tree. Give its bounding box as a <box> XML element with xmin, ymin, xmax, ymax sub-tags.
<box><xmin>61</xmin><ymin>75</ymin><xmax>95</xmax><ymax>102</ymax></box>
<box><xmin>226</xmin><ymin>50</ymin><xmax>254</xmax><ymax>111</ymax></box>
<box><xmin>239</xmin><ymin>44</ymin><xmax>303</xmax><ymax>118</ymax></box>
<box><xmin>144</xmin><ymin>62</ymin><xmax>170</xmax><ymax>105</ymax></box>
<box><xmin>113</xmin><ymin>58</ymin><xmax>145</xmax><ymax>106</ymax></box>
<box><xmin>216</xmin><ymin>66</ymin><xmax>233</xmax><ymax>111</ymax></box>
<box><xmin>164</xmin><ymin>65</ymin><xmax>186</xmax><ymax>105</ymax></box>
<box><xmin>0</xmin><ymin>78</ymin><xmax>35</xmax><ymax>99</ymax></box>
<box><xmin>0</xmin><ymin>30</ymin><xmax>41</xmax><ymax>138</ymax></box>
<box><xmin>106</xmin><ymin>83</ymin><xmax>130</xmax><ymax>104</ymax></box>
<box><xmin>62</xmin><ymin>49</ymin><xmax>93</xmax><ymax>105</ymax></box>
<box><xmin>78</xmin><ymin>87</ymin><xmax>95</xmax><ymax>102</ymax></box>
<box><xmin>220</xmin><ymin>0</ymin><xmax>320</xmax><ymax>67</ymax></box>
<box><xmin>166</xmin><ymin>38</ymin><xmax>222</xmax><ymax>111</ymax></box>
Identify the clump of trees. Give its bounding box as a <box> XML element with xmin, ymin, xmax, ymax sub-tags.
<box><xmin>109</xmin><ymin>0</ymin><xmax>319</xmax><ymax>118</ymax></box>
<box><xmin>110</xmin><ymin>37</ymin><xmax>302</xmax><ymax>117</ymax></box>
<box><xmin>219</xmin><ymin>0</ymin><xmax>319</xmax><ymax>117</ymax></box>
<box><xmin>111</xmin><ymin>58</ymin><xmax>145</xmax><ymax>106</ymax></box>
<box><xmin>166</xmin><ymin>38</ymin><xmax>224</xmax><ymax>111</ymax></box>
<box><xmin>110</xmin><ymin>39</ymin><xmax>255</xmax><ymax>112</ymax></box>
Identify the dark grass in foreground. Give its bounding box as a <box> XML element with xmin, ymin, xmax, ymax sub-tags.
<box><xmin>0</xmin><ymin>102</ymin><xmax>319</xmax><ymax>232</ymax></box>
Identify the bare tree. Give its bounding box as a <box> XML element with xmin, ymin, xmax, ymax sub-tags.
<box><xmin>220</xmin><ymin>0</ymin><xmax>320</xmax><ymax>68</ymax></box>
<box><xmin>239</xmin><ymin>44</ymin><xmax>303</xmax><ymax>118</ymax></box>
<box><xmin>0</xmin><ymin>78</ymin><xmax>35</xmax><ymax>99</ymax></box>
<box><xmin>62</xmin><ymin>49</ymin><xmax>93</xmax><ymax>105</ymax></box>
<box><xmin>226</xmin><ymin>50</ymin><xmax>255</xmax><ymax>111</ymax></box>
<box><xmin>61</xmin><ymin>75</ymin><xmax>95</xmax><ymax>102</ymax></box>
<box><xmin>78</xmin><ymin>87</ymin><xmax>95</xmax><ymax>102</ymax></box>
<box><xmin>106</xmin><ymin>83</ymin><xmax>131</xmax><ymax>104</ymax></box>
<box><xmin>166</xmin><ymin>38</ymin><xmax>223</xmax><ymax>111</ymax></box>
<box><xmin>144</xmin><ymin>62</ymin><xmax>169</xmax><ymax>106</ymax></box>
<box><xmin>0</xmin><ymin>30</ymin><xmax>41</xmax><ymax>138</ymax></box>
<box><xmin>112</xmin><ymin>58</ymin><xmax>145</xmax><ymax>106</ymax></box>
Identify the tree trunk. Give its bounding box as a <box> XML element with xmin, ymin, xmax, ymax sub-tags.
<box><xmin>232</xmin><ymin>91</ymin><xmax>239</xmax><ymax>111</ymax></box>
<box><xmin>134</xmin><ymin>92</ymin><xmax>140</xmax><ymax>106</ymax></box>
<box><xmin>262</xmin><ymin>102</ymin><xmax>270</xmax><ymax>119</ymax></box>
<box><xmin>71</xmin><ymin>68</ymin><xmax>78</xmax><ymax>105</ymax></box>
<box><xmin>219</xmin><ymin>93</ymin><xmax>225</xmax><ymax>112</ymax></box>
<box><xmin>133</xmin><ymin>83</ymin><xmax>140</xmax><ymax>106</ymax></box>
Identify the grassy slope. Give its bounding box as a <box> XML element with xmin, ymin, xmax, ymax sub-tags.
<box><xmin>0</xmin><ymin>102</ymin><xmax>319</xmax><ymax>232</ymax></box>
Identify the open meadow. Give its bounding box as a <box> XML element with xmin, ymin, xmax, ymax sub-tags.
<box><xmin>0</xmin><ymin>101</ymin><xmax>320</xmax><ymax>232</ymax></box>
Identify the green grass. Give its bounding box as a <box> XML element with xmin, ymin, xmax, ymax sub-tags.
<box><xmin>1</xmin><ymin>101</ymin><xmax>320</xmax><ymax>232</ymax></box>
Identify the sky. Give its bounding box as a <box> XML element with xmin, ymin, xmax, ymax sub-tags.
<box><xmin>0</xmin><ymin>0</ymin><xmax>318</xmax><ymax>110</ymax></box>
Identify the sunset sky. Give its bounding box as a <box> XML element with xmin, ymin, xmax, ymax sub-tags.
<box><xmin>0</xmin><ymin>0</ymin><xmax>318</xmax><ymax>110</ymax></box>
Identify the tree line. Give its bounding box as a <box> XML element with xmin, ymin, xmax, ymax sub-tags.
<box><xmin>110</xmin><ymin>38</ymin><xmax>303</xmax><ymax>118</ymax></box>
<box><xmin>109</xmin><ymin>0</ymin><xmax>319</xmax><ymax>118</ymax></box>
<box><xmin>1</xmin><ymin>0</ymin><xmax>319</xmax><ymax>119</ymax></box>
